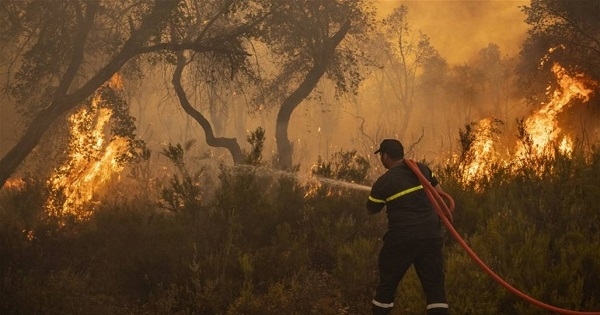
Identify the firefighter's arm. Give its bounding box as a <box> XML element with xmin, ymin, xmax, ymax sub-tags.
<box><xmin>366</xmin><ymin>195</ymin><xmax>385</xmax><ymax>214</ymax></box>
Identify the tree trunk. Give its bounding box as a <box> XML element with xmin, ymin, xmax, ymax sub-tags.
<box><xmin>0</xmin><ymin>1</ymin><xmax>179</xmax><ymax>189</ymax></box>
<box><xmin>275</xmin><ymin>20</ymin><xmax>350</xmax><ymax>170</ymax></box>
<box><xmin>172</xmin><ymin>53</ymin><xmax>245</xmax><ymax>164</ymax></box>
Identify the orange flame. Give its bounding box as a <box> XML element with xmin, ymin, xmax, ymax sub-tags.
<box><xmin>46</xmin><ymin>75</ymin><xmax>129</xmax><ymax>219</ymax></box>
<box><xmin>462</xmin><ymin>117</ymin><xmax>500</xmax><ymax>183</ymax></box>
<box><xmin>461</xmin><ymin>63</ymin><xmax>595</xmax><ymax>185</ymax></box>
<box><xmin>515</xmin><ymin>63</ymin><xmax>593</xmax><ymax>159</ymax></box>
<box><xmin>3</xmin><ymin>178</ymin><xmax>26</xmax><ymax>190</ymax></box>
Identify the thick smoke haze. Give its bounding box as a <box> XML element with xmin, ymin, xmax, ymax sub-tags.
<box><xmin>378</xmin><ymin>0</ymin><xmax>528</xmax><ymax>64</ymax></box>
<box><xmin>284</xmin><ymin>1</ymin><xmax>531</xmax><ymax>168</ymax></box>
<box><xmin>1</xmin><ymin>1</ymin><xmax>531</xmax><ymax>173</ymax></box>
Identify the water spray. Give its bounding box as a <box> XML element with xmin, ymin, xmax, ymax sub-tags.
<box><xmin>232</xmin><ymin>164</ymin><xmax>371</xmax><ymax>192</ymax></box>
<box><xmin>313</xmin><ymin>176</ymin><xmax>371</xmax><ymax>192</ymax></box>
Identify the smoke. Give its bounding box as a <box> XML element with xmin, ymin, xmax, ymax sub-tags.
<box><xmin>378</xmin><ymin>0</ymin><xmax>529</xmax><ymax>64</ymax></box>
<box><xmin>2</xmin><ymin>1</ymin><xmax>572</xmax><ymax>184</ymax></box>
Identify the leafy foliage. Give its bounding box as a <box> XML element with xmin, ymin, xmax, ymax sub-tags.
<box><xmin>519</xmin><ymin>0</ymin><xmax>600</xmax><ymax>108</ymax></box>
<box><xmin>159</xmin><ymin>140</ymin><xmax>205</xmax><ymax>215</ymax></box>
<box><xmin>244</xmin><ymin>127</ymin><xmax>266</xmax><ymax>166</ymax></box>
<box><xmin>313</xmin><ymin>149</ymin><xmax>371</xmax><ymax>185</ymax></box>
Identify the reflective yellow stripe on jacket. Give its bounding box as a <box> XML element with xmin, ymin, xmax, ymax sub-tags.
<box><xmin>368</xmin><ymin>185</ymin><xmax>424</xmax><ymax>204</ymax></box>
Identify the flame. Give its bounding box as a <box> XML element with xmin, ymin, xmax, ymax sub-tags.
<box><xmin>46</xmin><ymin>75</ymin><xmax>129</xmax><ymax>219</ymax></box>
<box><xmin>515</xmin><ymin>63</ymin><xmax>593</xmax><ymax>159</ymax></box>
<box><xmin>108</xmin><ymin>72</ymin><xmax>124</xmax><ymax>90</ymax></box>
<box><xmin>461</xmin><ymin>63</ymin><xmax>595</xmax><ymax>186</ymax></box>
<box><xmin>3</xmin><ymin>178</ymin><xmax>26</xmax><ymax>190</ymax></box>
<box><xmin>462</xmin><ymin>117</ymin><xmax>499</xmax><ymax>183</ymax></box>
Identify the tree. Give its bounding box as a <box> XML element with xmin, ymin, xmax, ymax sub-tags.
<box><xmin>375</xmin><ymin>5</ymin><xmax>440</xmax><ymax>139</ymax></box>
<box><xmin>257</xmin><ymin>0</ymin><xmax>375</xmax><ymax>170</ymax></box>
<box><xmin>171</xmin><ymin>52</ymin><xmax>245</xmax><ymax>163</ymax></box>
<box><xmin>0</xmin><ymin>0</ymin><xmax>281</xmax><ymax>189</ymax></box>
<box><xmin>519</xmin><ymin>0</ymin><xmax>600</xmax><ymax>107</ymax></box>
<box><xmin>166</xmin><ymin>0</ymin><xmax>281</xmax><ymax>164</ymax></box>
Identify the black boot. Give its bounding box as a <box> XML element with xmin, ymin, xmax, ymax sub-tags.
<box><xmin>372</xmin><ymin>304</ymin><xmax>392</xmax><ymax>315</ymax></box>
<box><xmin>427</xmin><ymin>307</ymin><xmax>449</xmax><ymax>315</ymax></box>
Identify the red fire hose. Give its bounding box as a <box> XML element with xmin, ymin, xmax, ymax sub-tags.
<box><xmin>404</xmin><ymin>158</ymin><xmax>600</xmax><ymax>315</ymax></box>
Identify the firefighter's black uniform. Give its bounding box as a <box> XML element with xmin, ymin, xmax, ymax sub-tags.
<box><xmin>367</xmin><ymin>140</ymin><xmax>449</xmax><ymax>315</ymax></box>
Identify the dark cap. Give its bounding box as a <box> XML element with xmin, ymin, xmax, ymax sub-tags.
<box><xmin>374</xmin><ymin>139</ymin><xmax>404</xmax><ymax>158</ymax></box>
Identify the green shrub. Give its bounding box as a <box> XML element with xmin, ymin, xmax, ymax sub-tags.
<box><xmin>1</xmin><ymin>143</ymin><xmax>599</xmax><ymax>314</ymax></box>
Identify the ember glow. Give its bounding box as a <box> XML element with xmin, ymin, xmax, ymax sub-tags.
<box><xmin>3</xmin><ymin>178</ymin><xmax>26</xmax><ymax>190</ymax></box>
<box><xmin>45</xmin><ymin>76</ymin><xmax>129</xmax><ymax>219</ymax></box>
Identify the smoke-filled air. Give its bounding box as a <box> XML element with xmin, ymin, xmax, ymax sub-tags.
<box><xmin>1</xmin><ymin>1</ymin><xmax>599</xmax><ymax>314</ymax></box>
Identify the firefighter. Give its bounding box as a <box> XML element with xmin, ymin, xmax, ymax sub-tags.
<box><xmin>367</xmin><ymin>139</ymin><xmax>449</xmax><ymax>315</ymax></box>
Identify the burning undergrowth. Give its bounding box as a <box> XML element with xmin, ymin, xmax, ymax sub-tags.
<box><xmin>44</xmin><ymin>74</ymin><xmax>145</xmax><ymax>221</ymax></box>
<box><xmin>455</xmin><ymin>62</ymin><xmax>598</xmax><ymax>189</ymax></box>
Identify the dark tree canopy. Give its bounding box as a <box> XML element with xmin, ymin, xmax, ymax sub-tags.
<box><xmin>519</xmin><ymin>0</ymin><xmax>600</xmax><ymax>107</ymax></box>
<box><xmin>0</xmin><ymin>0</ymin><xmax>283</xmax><ymax>189</ymax></box>
<box><xmin>0</xmin><ymin>0</ymin><xmax>379</xmax><ymax>186</ymax></box>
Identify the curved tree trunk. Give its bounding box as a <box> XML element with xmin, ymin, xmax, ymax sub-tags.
<box><xmin>0</xmin><ymin>1</ymin><xmax>179</xmax><ymax>189</ymax></box>
<box><xmin>275</xmin><ymin>20</ymin><xmax>350</xmax><ymax>170</ymax></box>
<box><xmin>0</xmin><ymin>1</ymin><xmax>100</xmax><ymax>189</ymax></box>
<box><xmin>172</xmin><ymin>53</ymin><xmax>245</xmax><ymax>164</ymax></box>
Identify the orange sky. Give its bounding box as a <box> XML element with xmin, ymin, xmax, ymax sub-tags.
<box><xmin>377</xmin><ymin>0</ymin><xmax>529</xmax><ymax>63</ymax></box>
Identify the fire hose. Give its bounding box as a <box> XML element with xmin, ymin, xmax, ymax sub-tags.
<box><xmin>404</xmin><ymin>158</ymin><xmax>600</xmax><ymax>315</ymax></box>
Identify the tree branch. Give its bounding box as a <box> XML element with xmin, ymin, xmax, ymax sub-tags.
<box><xmin>171</xmin><ymin>52</ymin><xmax>245</xmax><ymax>164</ymax></box>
